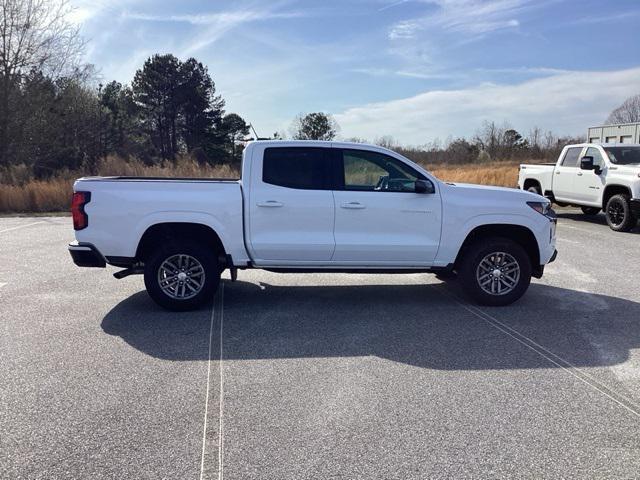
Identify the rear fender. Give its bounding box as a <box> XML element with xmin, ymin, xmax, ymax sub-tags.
<box><xmin>132</xmin><ymin>211</ymin><xmax>234</xmax><ymax>259</ymax></box>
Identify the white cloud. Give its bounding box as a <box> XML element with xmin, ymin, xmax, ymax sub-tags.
<box><xmin>68</xmin><ymin>7</ymin><xmax>93</xmax><ymax>24</ymax></box>
<box><xmin>334</xmin><ymin>67</ymin><xmax>640</xmax><ymax>144</ymax></box>
<box><xmin>378</xmin><ymin>0</ymin><xmax>411</xmax><ymax>12</ymax></box>
<box><xmin>70</xmin><ymin>0</ymin><xmax>142</xmax><ymax>24</ymax></box>
<box><xmin>570</xmin><ymin>9</ymin><xmax>640</xmax><ymax>25</ymax></box>
<box><xmin>122</xmin><ymin>9</ymin><xmax>303</xmax><ymax>26</ymax></box>
<box><xmin>121</xmin><ymin>7</ymin><xmax>305</xmax><ymax>56</ymax></box>
<box><xmin>350</xmin><ymin>67</ymin><xmax>455</xmax><ymax>79</ymax></box>
<box><xmin>389</xmin><ymin>0</ymin><xmax>529</xmax><ymax>39</ymax></box>
<box><xmin>389</xmin><ymin>20</ymin><xmax>421</xmax><ymax>39</ymax></box>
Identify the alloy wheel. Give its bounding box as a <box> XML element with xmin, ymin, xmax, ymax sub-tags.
<box><xmin>157</xmin><ymin>254</ymin><xmax>206</xmax><ymax>300</ymax></box>
<box><xmin>476</xmin><ymin>251</ymin><xmax>521</xmax><ymax>296</ymax></box>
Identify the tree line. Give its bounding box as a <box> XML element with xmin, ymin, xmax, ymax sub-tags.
<box><xmin>341</xmin><ymin>120</ymin><xmax>586</xmax><ymax>166</ymax></box>
<box><xmin>0</xmin><ymin>0</ymin><xmax>250</xmax><ymax>179</ymax></box>
<box><xmin>1</xmin><ymin>0</ymin><xmax>639</xmax><ymax>183</ymax></box>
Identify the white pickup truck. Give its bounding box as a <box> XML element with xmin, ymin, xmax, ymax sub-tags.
<box><xmin>69</xmin><ymin>140</ymin><xmax>557</xmax><ymax>310</ymax></box>
<box><xmin>519</xmin><ymin>143</ymin><xmax>640</xmax><ymax>232</ymax></box>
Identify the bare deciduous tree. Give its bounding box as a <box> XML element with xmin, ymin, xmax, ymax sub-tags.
<box><xmin>605</xmin><ymin>94</ymin><xmax>640</xmax><ymax>125</ymax></box>
<box><xmin>375</xmin><ymin>135</ymin><xmax>396</xmax><ymax>149</ymax></box>
<box><xmin>0</xmin><ymin>0</ymin><xmax>84</xmax><ymax>165</ymax></box>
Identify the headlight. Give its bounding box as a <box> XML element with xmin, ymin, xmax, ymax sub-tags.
<box><xmin>527</xmin><ymin>201</ymin><xmax>551</xmax><ymax>216</ymax></box>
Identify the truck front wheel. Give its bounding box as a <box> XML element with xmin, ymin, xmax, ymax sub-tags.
<box><xmin>459</xmin><ymin>238</ymin><xmax>532</xmax><ymax>306</ymax></box>
<box><xmin>144</xmin><ymin>242</ymin><xmax>221</xmax><ymax>311</ymax></box>
<box><xmin>605</xmin><ymin>194</ymin><xmax>636</xmax><ymax>232</ymax></box>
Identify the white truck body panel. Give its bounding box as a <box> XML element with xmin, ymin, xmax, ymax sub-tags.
<box><xmin>74</xmin><ymin>140</ymin><xmax>557</xmax><ymax>271</ymax></box>
<box><xmin>435</xmin><ymin>182</ymin><xmax>556</xmax><ymax>267</ymax></box>
<box><xmin>245</xmin><ymin>141</ymin><xmax>336</xmax><ymax>263</ymax></box>
<box><xmin>518</xmin><ymin>143</ymin><xmax>640</xmax><ymax>208</ymax></box>
<box><xmin>75</xmin><ymin>178</ymin><xmax>250</xmax><ymax>263</ymax></box>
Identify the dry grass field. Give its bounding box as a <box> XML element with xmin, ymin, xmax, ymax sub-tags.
<box><xmin>0</xmin><ymin>156</ymin><xmax>521</xmax><ymax>214</ymax></box>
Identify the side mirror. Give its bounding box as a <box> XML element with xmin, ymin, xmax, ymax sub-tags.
<box><xmin>580</xmin><ymin>156</ymin><xmax>595</xmax><ymax>170</ymax></box>
<box><xmin>415</xmin><ymin>179</ymin><xmax>435</xmax><ymax>194</ymax></box>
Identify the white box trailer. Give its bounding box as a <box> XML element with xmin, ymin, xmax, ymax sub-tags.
<box><xmin>588</xmin><ymin>123</ymin><xmax>640</xmax><ymax>144</ymax></box>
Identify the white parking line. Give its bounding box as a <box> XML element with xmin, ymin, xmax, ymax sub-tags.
<box><xmin>449</xmin><ymin>294</ymin><xmax>640</xmax><ymax>419</ymax></box>
<box><xmin>0</xmin><ymin>221</ymin><xmax>45</xmax><ymax>234</ymax></box>
<box><xmin>0</xmin><ymin>282</ymin><xmax>6</xmax><ymax>289</ymax></box>
<box><xmin>200</xmin><ymin>283</ymin><xmax>225</xmax><ymax>480</ymax></box>
<box><xmin>217</xmin><ymin>284</ymin><xmax>225</xmax><ymax>480</ymax></box>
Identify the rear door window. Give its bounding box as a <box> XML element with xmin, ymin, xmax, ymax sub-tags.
<box><xmin>263</xmin><ymin>147</ymin><xmax>329</xmax><ymax>190</ymax></box>
<box><xmin>561</xmin><ymin>147</ymin><xmax>582</xmax><ymax>167</ymax></box>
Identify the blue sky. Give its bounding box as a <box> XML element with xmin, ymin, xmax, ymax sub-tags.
<box><xmin>71</xmin><ymin>0</ymin><xmax>640</xmax><ymax>144</ymax></box>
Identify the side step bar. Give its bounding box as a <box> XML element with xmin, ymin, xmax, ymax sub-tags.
<box><xmin>114</xmin><ymin>265</ymin><xmax>144</xmax><ymax>279</ymax></box>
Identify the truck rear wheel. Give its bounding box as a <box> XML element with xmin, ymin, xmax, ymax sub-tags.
<box><xmin>527</xmin><ymin>185</ymin><xmax>541</xmax><ymax>195</ymax></box>
<box><xmin>605</xmin><ymin>194</ymin><xmax>636</xmax><ymax>232</ymax></box>
<box><xmin>459</xmin><ymin>238</ymin><xmax>532</xmax><ymax>306</ymax></box>
<box><xmin>144</xmin><ymin>241</ymin><xmax>221</xmax><ymax>311</ymax></box>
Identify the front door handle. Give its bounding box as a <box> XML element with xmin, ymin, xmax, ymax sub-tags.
<box><xmin>257</xmin><ymin>200</ymin><xmax>283</xmax><ymax>208</ymax></box>
<box><xmin>341</xmin><ymin>202</ymin><xmax>366</xmax><ymax>209</ymax></box>
<box><xmin>555</xmin><ymin>171</ymin><xmax>561</xmax><ymax>175</ymax></box>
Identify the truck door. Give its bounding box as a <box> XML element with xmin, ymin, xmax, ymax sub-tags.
<box><xmin>331</xmin><ymin>148</ymin><xmax>442</xmax><ymax>265</ymax></box>
<box><xmin>553</xmin><ymin>146</ymin><xmax>583</xmax><ymax>202</ymax></box>
<box><xmin>574</xmin><ymin>147</ymin><xmax>605</xmax><ymax>204</ymax></box>
<box><xmin>247</xmin><ymin>146</ymin><xmax>335</xmax><ymax>263</ymax></box>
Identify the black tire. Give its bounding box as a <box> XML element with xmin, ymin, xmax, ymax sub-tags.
<box><xmin>527</xmin><ymin>185</ymin><xmax>541</xmax><ymax>195</ymax></box>
<box><xmin>144</xmin><ymin>241</ymin><xmax>221</xmax><ymax>311</ymax></box>
<box><xmin>581</xmin><ymin>206</ymin><xmax>600</xmax><ymax>215</ymax></box>
<box><xmin>458</xmin><ymin>237</ymin><xmax>532</xmax><ymax>306</ymax></box>
<box><xmin>605</xmin><ymin>194</ymin><xmax>636</xmax><ymax>232</ymax></box>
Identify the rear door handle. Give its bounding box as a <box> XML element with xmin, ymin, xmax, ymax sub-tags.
<box><xmin>257</xmin><ymin>200</ymin><xmax>283</xmax><ymax>208</ymax></box>
<box><xmin>341</xmin><ymin>202</ymin><xmax>366</xmax><ymax>209</ymax></box>
<box><xmin>577</xmin><ymin>172</ymin><xmax>583</xmax><ymax>176</ymax></box>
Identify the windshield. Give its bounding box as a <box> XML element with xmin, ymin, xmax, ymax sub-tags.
<box><xmin>604</xmin><ymin>146</ymin><xmax>640</xmax><ymax>165</ymax></box>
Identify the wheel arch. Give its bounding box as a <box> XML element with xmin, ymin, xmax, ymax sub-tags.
<box><xmin>523</xmin><ymin>178</ymin><xmax>541</xmax><ymax>193</ymax></box>
<box><xmin>602</xmin><ymin>184</ymin><xmax>631</xmax><ymax>209</ymax></box>
<box><xmin>136</xmin><ymin>222</ymin><xmax>227</xmax><ymax>262</ymax></box>
<box><xmin>454</xmin><ymin>224</ymin><xmax>540</xmax><ymax>270</ymax></box>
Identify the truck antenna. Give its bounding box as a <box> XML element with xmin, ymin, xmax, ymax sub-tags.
<box><xmin>249</xmin><ymin>123</ymin><xmax>270</xmax><ymax>141</ymax></box>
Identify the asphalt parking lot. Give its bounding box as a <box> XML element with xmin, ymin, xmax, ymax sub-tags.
<box><xmin>1</xmin><ymin>211</ymin><xmax>639</xmax><ymax>479</ymax></box>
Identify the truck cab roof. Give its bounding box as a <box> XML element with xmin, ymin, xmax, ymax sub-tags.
<box><xmin>564</xmin><ymin>142</ymin><xmax>640</xmax><ymax>148</ymax></box>
<box><xmin>246</xmin><ymin>139</ymin><xmax>397</xmax><ymax>154</ymax></box>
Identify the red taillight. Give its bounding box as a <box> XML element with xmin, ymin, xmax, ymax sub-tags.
<box><xmin>71</xmin><ymin>191</ymin><xmax>91</xmax><ymax>230</ymax></box>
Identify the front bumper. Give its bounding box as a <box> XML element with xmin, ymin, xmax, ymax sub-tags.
<box><xmin>631</xmin><ymin>198</ymin><xmax>640</xmax><ymax>219</ymax></box>
<box><xmin>533</xmin><ymin>209</ymin><xmax>557</xmax><ymax>279</ymax></box>
<box><xmin>68</xmin><ymin>242</ymin><xmax>106</xmax><ymax>268</ymax></box>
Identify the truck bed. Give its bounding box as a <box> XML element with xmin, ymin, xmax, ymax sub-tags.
<box><xmin>73</xmin><ymin>176</ymin><xmax>248</xmax><ymax>263</ymax></box>
<box><xmin>518</xmin><ymin>163</ymin><xmax>556</xmax><ymax>193</ymax></box>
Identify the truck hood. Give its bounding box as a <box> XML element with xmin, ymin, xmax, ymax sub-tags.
<box><xmin>610</xmin><ymin>164</ymin><xmax>640</xmax><ymax>174</ymax></box>
<box><xmin>445</xmin><ymin>182</ymin><xmax>543</xmax><ymax>200</ymax></box>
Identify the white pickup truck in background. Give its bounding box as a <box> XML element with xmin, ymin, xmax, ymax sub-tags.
<box><xmin>70</xmin><ymin>140</ymin><xmax>557</xmax><ymax>310</ymax></box>
<box><xmin>519</xmin><ymin>143</ymin><xmax>640</xmax><ymax>231</ymax></box>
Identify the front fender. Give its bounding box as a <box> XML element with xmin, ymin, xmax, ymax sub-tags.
<box><xmin>434</xmin><ymin>213</ymin><xmax>549</xmax><ymax>267</ymax></box>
